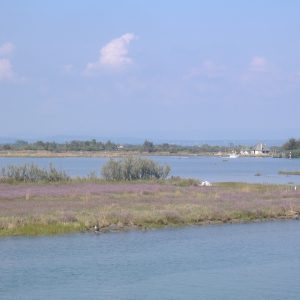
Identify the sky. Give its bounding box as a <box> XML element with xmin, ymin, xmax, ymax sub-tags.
<box><xmin>0</xmin><ymin>0</ymin><xmax>300</xmax><ymax>141</ymax></box>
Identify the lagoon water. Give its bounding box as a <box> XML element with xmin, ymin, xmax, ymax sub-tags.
<box><xmin>1</xmin><ymin>156</ymin><xmax>300</xmax><ymax>184</ymax></box>
<box><xmin>1</xmin><ymin>220</ymin><xmax>300</xmax><ymax>300</ymax></box>
<box><xmin>1</xmin><ymin>155</ymin><xmax>299</xmax><ymax>299</ymax></box>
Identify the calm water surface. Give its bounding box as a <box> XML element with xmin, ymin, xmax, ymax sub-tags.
<box><xmin>1</xmin><ymin>220</ymin><xmax>300</xmax><ymax>300</ymax></box>
<box><xmin>1</xmin><ymin>156</ymin><xmax>300</xmax><ymax>184</ymax></box>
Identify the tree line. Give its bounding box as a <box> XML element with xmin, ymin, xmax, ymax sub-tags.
<box><xmin>283</xmin><ymin>138</ymin><xmax>300</xmax><ymax>158</ymax></box>
<box><xmin>0</xmin><ymin>139</ymin><xmax>230</xmax><ymax>154</ymax></box>
<box><xmin>0</xmin><ymin>139</ymin><xmax>118</xmax><ymax>152</ymax></box>
<box><xmin>1</xmin><ymin>138</ymin><xmax>300</xmax><ymax>157</ymax></box>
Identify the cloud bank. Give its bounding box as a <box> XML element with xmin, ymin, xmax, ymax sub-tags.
<box><xmin>0</xmin><ymin>58</ymin><xmax>14</xmax><ymax>81</ymax></box>
<box><xmin>85</xmin><ymin>33</ymin><xmax>137</xmax><ymax>74</ymax></box>
<box><xmin>0</xmin><ymin>42</ymin><xmax>15</xmax><ymax>81</ymax></box>
<box><xmin>0</xmin><ymin>42</ymin><xmax>14</xmax><ymax>56</ymax></box>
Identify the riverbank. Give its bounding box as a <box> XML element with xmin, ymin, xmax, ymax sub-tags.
<box><xmin>0</xmin><ymin>150</ymin><xmax>274</xmax><ymax>158</ymax></box>
<box><xmin>1</xmin><ymin>181</ymin><xmax>299</xmax><ymax>236</ymax></box>
<box><xmin>0</xmin><ymin>150</ymin><xmax>140</xmax><ymax>158</ymax></box>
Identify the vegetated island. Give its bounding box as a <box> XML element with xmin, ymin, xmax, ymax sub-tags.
<box><xmin>0</xmin><ymin>158</ymin><xmax>299</xmax><ymax>237</ymax></box>
<box><xmin>1</xmin><ymin>137</ymin><xmax>300</xmax><ymax>157</ymax></box>
<box><xmin>279</xmin><ymin>170</ymin><xmax>300</xmax><ymax>175</ymax></box>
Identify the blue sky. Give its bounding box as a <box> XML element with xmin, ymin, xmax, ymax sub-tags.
<box><xmin>0</xmin><ymin>0</ymin><xmax>300</xmax><ymax>141</ymax></box>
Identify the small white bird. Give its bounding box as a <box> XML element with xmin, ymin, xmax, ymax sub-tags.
<box><xmin>201</xmin><ymin>180</ymin><xmax>212</xmax><ymax>187</ymax></box>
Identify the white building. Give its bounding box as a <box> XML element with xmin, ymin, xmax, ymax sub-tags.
<box><xmin>252</xmin><ymin>143</ymin><xmax>270</xmax><ymax>155</ymax></box>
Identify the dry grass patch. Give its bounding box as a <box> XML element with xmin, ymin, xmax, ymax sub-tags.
<box><xmin>1</xmin><ymin>182</ymin><xmax>300</xmax><ymax>236</ymax></box>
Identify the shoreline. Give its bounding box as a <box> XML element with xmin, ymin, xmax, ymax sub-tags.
<box><xmin>1</xmin><ymin>181</ymin><xmax>299</xmax><ymax>237</ymax></box>
<box><xmin>0</xmin><ymin>150</ymin><xmax>275</xmax><ymax>158</ymax></box>
<box><xmin>1</xmin><ymin>210</ymin><xmax>299</xmax><ymax>238</ymax></box>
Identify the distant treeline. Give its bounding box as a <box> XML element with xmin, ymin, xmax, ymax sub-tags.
<box><xmin>1</xmin><ymin>138</ymin><xmax>300</xmax><ymax>157</ymax></box>
<box><xmin>283</xmin><ymin>138</ymin><xmax>300</xmax><ymax>158</ymax></box>
<box><xmin>0</xmin><ymin>139</ymin><xmax>230</xmax><ymax>154</ymax></box>
<box><xmin>0</xmin><ymin>139</ymin><xmax>118</xmax><ymax>152</ymax></box>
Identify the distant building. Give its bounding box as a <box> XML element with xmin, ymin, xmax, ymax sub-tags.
<box><xmin>252</xmin><ymin>143</ymin><xmax>270</xmax><ymax>155</ymax></box>
<box><xmin>240</xmin><ymin>150</ymin><xmax>249</xmax><ymax>156</ymax></box>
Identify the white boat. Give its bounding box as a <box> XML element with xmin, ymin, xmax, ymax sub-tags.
<box><xmin>229</xmin><ymin>153</ymin><xmax>239</xmax><ymax>159</ymax></box>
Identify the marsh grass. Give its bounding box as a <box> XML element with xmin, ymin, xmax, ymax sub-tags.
<box><xmin>1</xmin><ymin>181</ymin><xmax>299</xmax><ymax>236</ymax></box>
<box><xmin>0</xmin><ymin>223</ymin><xmax>85</xmax><ymax>236</ymax></box>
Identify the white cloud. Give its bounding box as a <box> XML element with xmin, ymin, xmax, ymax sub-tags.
<box><xmin>0</xmin><ymin>42</ymin><xmax>15</xmax><ymax>82</ymax></box>
<box><xmin>0</xmin><ymin>58</ymin><xmax>14</xmax><ymax>81</ymax></box>
<box><xmin>85</xmin><ymin>33</ymin><xmax>137</xmax><ymax>73</ymax></box>
<box><xmin>0</xmin><ymin>42</ymin><xmax>14</xmax><ymax>56</ymax></box>
<box><xmin>249</xmin><ymin>56</ymin><xmax>267</xmax><ymax>72</ymax></box>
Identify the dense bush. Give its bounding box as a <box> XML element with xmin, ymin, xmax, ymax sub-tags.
<box><xmin>283</xmin><ymin>138</ymin><xmax>300</xmax><ymax>151</ymax></box>
<box><xmin>169</xmin><ymin>176</ymin><xmax>200</xmax><ymax>186</ymax></box>
<box><xmin>101</xmin><ymin>157</ymin><xmax>171</xmax><ymax>181</ymax></box>
<box><xmin>0</xmin><ymin>164</ymin><xmax>70</xmax><ymax>183</ymax></box>
<box><xmin>290</xmin><ymin>149</ymin><xmax>300</xmax><ymax>158</ymax></box>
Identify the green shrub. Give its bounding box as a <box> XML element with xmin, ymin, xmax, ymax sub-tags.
<box><xmin>169</xmin><ymin>176</ymin><xmax>200</xmax><ymax>186</ymax></box>
<box><xmin>0</xmin><ymin>164</ymin><xmax>70</xmax><ymax>183</ymax></box>
<box><xmin>290</xmin><ymin>149</ymin><xmax>300</xmax><ymax>158</ymax></box>
<box><xmin>101</xmin><ymin>157</ymin><xmax>171</xmax><ymax>181</ymax></box>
